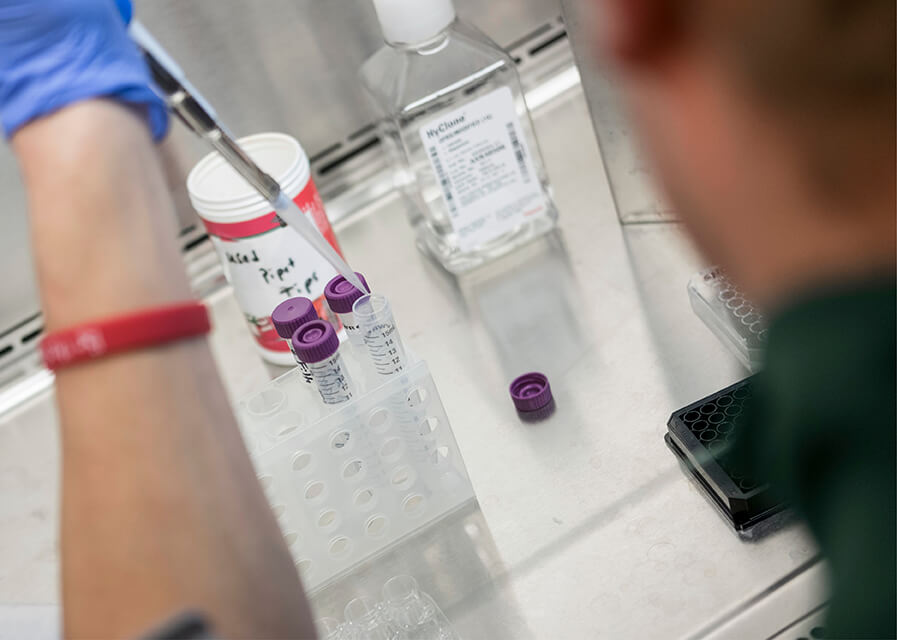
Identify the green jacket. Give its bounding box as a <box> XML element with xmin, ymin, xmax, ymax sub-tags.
<box><xmin>741</xmin><ymin>279</ymin><xmax>896</xmax><ymax>638</ymax></box>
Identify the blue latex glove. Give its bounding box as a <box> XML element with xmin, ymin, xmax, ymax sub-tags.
<box><xmin>0</xmin><ymin>0</ymin><xmax>168</xmax><ymax>140</ymax></box>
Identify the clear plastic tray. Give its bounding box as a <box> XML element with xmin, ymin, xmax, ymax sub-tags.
<box><xmin>237</xmin><ymin>351</ymin><xmax>475</xmax><ymax>593</ymax></box>
<box><xmin>687</xmin><ymin>267</ymin><xmax>766</xmax><ymax>371</ymax></box>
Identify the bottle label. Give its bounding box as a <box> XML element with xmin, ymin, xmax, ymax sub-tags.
<box><xmin>419</xmin><ymin>86</ymin><xmax>546</xmax><ymax>252</ymax></box>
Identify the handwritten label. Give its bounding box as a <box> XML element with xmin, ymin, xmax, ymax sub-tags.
<box><xmin>203</xmin><ymin>179</ymin><xmax>340</xmax><ymax>353</ymax></box>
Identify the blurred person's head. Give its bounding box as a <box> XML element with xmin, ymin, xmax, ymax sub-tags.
<box><xmin>593</xmin><ymin>0</ymin><xmax>895</xmax><ymax>307</ymax></box>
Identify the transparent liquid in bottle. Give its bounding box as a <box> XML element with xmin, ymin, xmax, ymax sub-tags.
<box><xmin>361</xmin><ymin>19</ymin><xmax>558</xmax><ymax>273</ymax></box>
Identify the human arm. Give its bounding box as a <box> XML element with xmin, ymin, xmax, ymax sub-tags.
<box><xmin>3</xmin><ymin>1</ymin><xmax>316</xmax><ymax>637</ymax></box>
<box><xmin>14</xmin><ymin>98</ymin><xmax>315</xmax><ymax>640</ymax></box>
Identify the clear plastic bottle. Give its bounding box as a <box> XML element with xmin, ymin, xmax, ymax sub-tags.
<box><xmin>360</xmin><ymin>0</ymin><xmax>558</xmax><ymax>273</ymax></box>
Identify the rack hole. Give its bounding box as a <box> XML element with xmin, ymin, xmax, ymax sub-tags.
<box><xmin>295</xmin><ymin>558</ymin><xmax>313</xmax><ymax>576</ymax></box>
<box><xmin>317</xmin><ymin>509</ymin><xmax>339</xmax><ymax>531</ymax></box>
<box><xmin>257</xmin><ymin>475</ymin><xmax>273</xmax><ymax>490</ymax></box>
<box><xmin>700</xmin><ymin>403</ymin><xmax>717</xmax><ymax>415</ymax></box>
<box><xmin>403</xmin><ymin>494</ymin><xmax>425</xmax><ymax>516</ymax></box>
<box><xmin>284</xmin><ymin>532</ymin><xmax>300</xmax><ymax>547</ymax></box>
<box><xmin>246</xmin><ymin>389</ymin><xmax>286</xmax><ymax>417</ymax></box>
<box><xmin>390</xmin><ymin>466</ymin><xmax>416</xmax><ymax>490</ymax></box>
<box><xmin>305</xmin><ymin>481</ymin><xmax>326</xmax><ymax>502</ymax></box>
<box><xmin>379</xmin><ymin>438</ymin><xmax>404</xmax><ymax>462</ymax></box>
<box><xmin>716</xmin><ymin>395</ymin><xmax>733</xmax><ymax>407</ymax></box>
<box><xmin>266</xmin><ymin>412</ymin><xmax>302</xmax><ymax>438</ymax></box>
<box><xmin>368</xmin><ymin>407</ymin><xmax>391</xmax><ymax>431</ymax></box>
<box><xmin>329</xmin><ymin>537</ymin><xmax>351</xmax><ymax>558</ymax></box>
<box><xmin>271</xmin><ymin>504</ymin><xmax>287</xmax><ymax>519</ymax></box>
<box><xmin>365</xmin><ymin>515</ymin><xmax>388</xmax><ymax>538</ymax></box>
<box><xmin>406</xmin><ymin>387</ymin><xmax>428</xmax><ymax>408</ymax></box>
<box><xmin>330</xmin><ymin>431</ymin><xmax>352</xmax><ymax>451</ymax></box>
<box><xmin>275</xmin><ymin>424</ymin><xmax>296</xmax><ymax>437</ymax></box>
<box><xmin>342</xmin><ymin>459</ymin><xmax>365</xmax><ymax>481</ymax></box>
<box><xmin>292</xmin><ymin>451</ymin><xmax>313</xmax><ymax>473</ymax></box>
<box><xmin>354</xmin><ymin>488</ymin><xmax>376</xmax><ymax>511</ymax></box>
<box><xmin>683</xmin><ymin>411</ymin><xmax>701</xmax><ymax>423</ymax></box>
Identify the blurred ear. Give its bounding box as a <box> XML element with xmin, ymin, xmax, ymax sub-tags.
<box><xmin>594</xmin><ymin>0</ymin><xmax>680</xmax><ymax>64</ymax></box>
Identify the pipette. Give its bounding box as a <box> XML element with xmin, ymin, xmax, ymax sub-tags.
<box><xmin>127</xmin><ymin>21</ymin><xmax>368</xmax><ymax>296</ymax></box>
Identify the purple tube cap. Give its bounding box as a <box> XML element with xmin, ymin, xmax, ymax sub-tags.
<box><xmin>510</xmin><ymin>372</ymin><xmax>553</xmax><ymax>416</ymax></box>
<box><xmin>271</xmin><ymin>297</ymin><xmax>318</xmax><ymax>339</ymax></box>
<box><xmin>291</xmin><ymin>320</ymin><xmax>339</xmax><ymax>364</ymax></box>
<box><xmin>324</xmin><ymin>273</ymin><xmax>369</xmax><ymax>314</ymax></box>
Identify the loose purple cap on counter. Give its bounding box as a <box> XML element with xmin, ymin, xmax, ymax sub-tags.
<box><xmin>324</xmin><ymin>272</ymin><xmax>369</xmax><ymax>314</ymax></box>
<box><xmin>271</xmin><ymin>297</ymin><xmax>318</xmax><ymax>339</ymax></box>
<box><xmin>510</xmin><ymin>372</ymin><xmax>553</xmax><ymax>416</ymax></box>
<box><xmin>291</xmin><ymin>320</ymin><xmax>339</xmax><ymax>363</ymax></box>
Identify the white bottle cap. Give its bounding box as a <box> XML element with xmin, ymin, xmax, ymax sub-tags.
<box><xmin>372</xmin><ymin>0</ymin><xmax>456</xmax><ymax>44</ymax></box>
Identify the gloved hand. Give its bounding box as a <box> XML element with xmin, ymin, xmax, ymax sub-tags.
<box><xmin>0</xmin><ymin>0</ymin><xmax>168</xmax><ymax>140</ymax></box>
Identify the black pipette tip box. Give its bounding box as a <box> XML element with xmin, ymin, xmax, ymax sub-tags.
<box><xmin>665</xmin><ymin>377</ymin><xmax>789</xmax><ymax>539</ymax></box>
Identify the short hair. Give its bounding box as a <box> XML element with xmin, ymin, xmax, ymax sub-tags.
<box><xmin>703</xmin><ymin>0</ymin><xmax>895</xmax><ymax>200</ymax></box>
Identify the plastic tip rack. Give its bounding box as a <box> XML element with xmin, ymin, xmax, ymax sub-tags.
<box><xmin>239</xmin><ymin>305</ymin><xmax>474</xmax><ymax>592</ymax></box>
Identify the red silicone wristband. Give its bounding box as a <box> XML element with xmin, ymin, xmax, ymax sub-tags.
<box><xmin>40</xmin><ymin>301</ymin><xmax>211</xmax><ymax>371</ymax></box>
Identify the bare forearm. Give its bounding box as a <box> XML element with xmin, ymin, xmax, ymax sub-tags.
<box><xmin>14</xmin><ymin>101</ymin><xmax>193</xmax><ymax>329</ymax></box>
<box><xmin>14</xmin><ymin>101</ymin><xmax>314</xmax><ymax>639</ymax></box>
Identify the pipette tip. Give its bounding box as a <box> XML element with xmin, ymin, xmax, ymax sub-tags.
<box><xmin>271</xmin><ymin>192</ymin><xmax>368</xmax><ymax>295</ymax></box>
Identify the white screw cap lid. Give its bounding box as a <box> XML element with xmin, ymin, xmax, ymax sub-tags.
<box><xmin>372</xmin><ymin>0</ymin><xmax>456</xmax><ymax>44</ymax></box>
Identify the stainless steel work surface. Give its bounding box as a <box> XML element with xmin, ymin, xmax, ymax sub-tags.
<box><xmin>0</xmin><ymin>85</ymin><xmax>823</xmax><ymax>638</ymax></box>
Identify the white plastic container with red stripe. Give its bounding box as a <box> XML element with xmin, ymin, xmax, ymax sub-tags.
<box><xmin>187</xmin><ymin>132</ymin><xmax>343</xmax><ymax>365</ymax></box>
